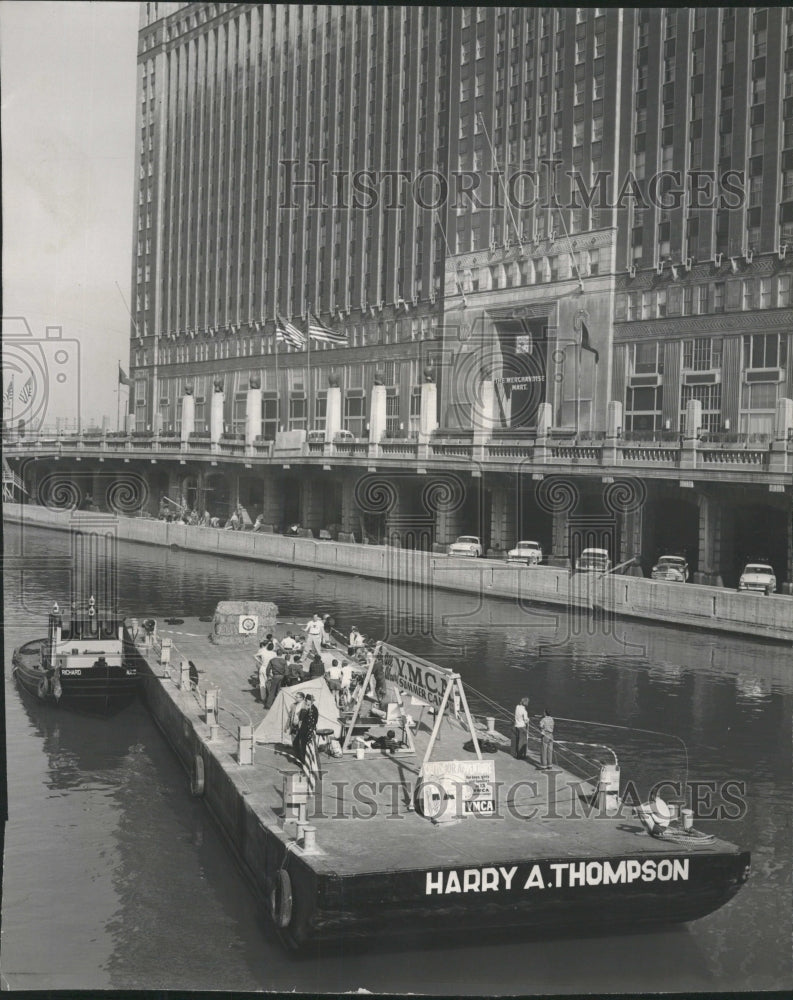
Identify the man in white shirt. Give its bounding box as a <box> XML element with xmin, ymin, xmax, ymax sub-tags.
<box><xmin>280</xmin><ymin>632</ymin><xmax>297</xmax><ymax>652</ymax></box>
<box><xmin>303</xmin><ymin>614</ymin><xmax>324</xmax><ymax>656</ymax></box>
<box><xmin>513</xmin><ymin>696</ymin><xmax>529</xmax><ymax>760</ymax></box>
<box><xmin>255</xmin><ymin>642</ymin><xmax>277</xmax><ymax>702</ymax></box>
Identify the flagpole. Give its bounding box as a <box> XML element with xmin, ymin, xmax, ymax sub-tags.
<box><xmin>274</xmin><ymin>322</ymin><xmax>280</xmax><ymax>432</ymax></box>
<box><xmin>306</xmin><ymin>303</ymin><xmax>311</xmax><ymax>430</ymax></box>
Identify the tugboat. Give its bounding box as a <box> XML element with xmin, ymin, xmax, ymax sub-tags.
<box><xmin>12</xmin><ymin>597</ymin><xmax>138</xmax><ymax>715</ymax></box>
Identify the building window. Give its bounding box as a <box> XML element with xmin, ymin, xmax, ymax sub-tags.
<box><xmin>289</xmin><ymin>396</ymin><xmax>307</xmax><ymax>430</ymax></box>
<box><xmin>625</xmin><ymin>385</ymin><xmax>663</xmax><ymax>433</ymax></box>
<box><xmin>385</xmin><ymin>394</ymin><xmax>400</xmax><ymax>436</ymax></box>
<box><xmin>314</xmin><ymin>394</ymin><xmax>327</xmax><ymax>431</ymax></box>
<box><xmin>630</xmin><ymin>341</ymin><xmax>662</xmax><ymax>374</ymax></box>
<box><xmin>344</xmin><ymin>394</ymin><xmax>366</xmax><ymax>437</ymax></box>
<box><xmin>740</xmin><ymin>381</ymin><xmax>779</xmax><ymax>436</ymax></box>
<box><xmin>682</xmin><ymin>337</ymin><xmax>723</xmax><ymax>371</ymax></box>
<box><xmin>409</xmin><ymin>387</ymin><xmax>421</xmax><ymax>435</ymax></box>
<box><xmin>743</xmin><ymin>333</ymin><xmax>787</xmax><ymax>370</ymax></box>
<box><xmin>681</xmin><ymin>383</ymin><xmax>722</xmax><ymax>433</ymax></box>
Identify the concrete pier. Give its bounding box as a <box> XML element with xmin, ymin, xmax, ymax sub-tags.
<box><xmin>4</xmin><ymin>503</ymin><xmax>792</xmax><ymax>643</ymax></box>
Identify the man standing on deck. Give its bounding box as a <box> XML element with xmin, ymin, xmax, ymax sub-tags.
<box><xmin>514</xmin><ymin>696</ymin><xmax>530</xmax><ymax>760</ymax></box>
<box><xmin>255</xmin><ymin>641</ymin><xmax>277</xmax><ymax>702</ymax></box>
<box><xmin>539</xmin><ymin>709</ymin><xmax>555</xmax><ymax>769</ymax></box>
<box><xmin>303</xmin><ymin>614</ymin><xmax>324</xmax><ymax>656</ymax></box>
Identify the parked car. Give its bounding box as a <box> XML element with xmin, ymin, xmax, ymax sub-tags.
<box><xmin>576</xmin><ymin>548</ymin><xmax>611</xmax><ymax>573</ymax></box>
<box><xmin>448</xmin><ymin>535</ymin><xmax>482</xmax><ymax>558</ymax></box>
<box><xmin>507</xmin><ymin>540</ymin><xmax>543</xmax><ymax>565</ymax></box>
<box><xmin>738</xmin><ymin>563</ymin><xmax>777</xmax><ymax>595</ymax></box>
<box><xmin>651</xmin><ymin>555</ymin><xmax>689</xmax><ymax>583</ymax></box>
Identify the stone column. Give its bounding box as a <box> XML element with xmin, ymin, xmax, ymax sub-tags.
<box><xmin>245</xmin><ymin>382</ymin><xmax>262</xmax><ymax>446</ymax></box>
<box><xmin>340</xmin><ymin>476</ymin><xmax>357</xmax><ymax>536</ymax></box>
<box><xmin>552</xmin><ymin>511</ymin><xmax>570</xmax><ymax>563</ymax></box>
<box><xmin>260</xmin><ymin>474</ymin><xmax>283</xmax><ymax>529</ymax></box>
<box><xmin>695</xmin><ymin>491</ymin><xmax>724</xmax><ymax>587</ymax></box>
<box><xmin>434</xmin><ymin>504</ymin><xmax>466</xmax><ymax>548</ymax></box>
<box><xmin>786</xmin><ymin>504</ymin><xmax>793</xmax><ymax>595</ymax></box>
<box><xmin>419</xmin><ymin>381</ymin><xmax>438</xmax><ymax>438</ymax></box>
<box><xmin>300</xmin><ymin>478</ymin><xmax>324</xmax><ymax>534</ymax></box>
<box><xmin>325</xmin><ymin>384</ymin><xmax>342</xmax><ymax>442</ymax></box>
<box><xmin>180</xmin><ymin>390</ymin><xmax>195</xmax><ymax>445</ymax></box>
<box><xmin>369</xmin><ymin>383</ymin><xmax>387</xmax><ymax>442</ymax></box>
<box><xmin>682</xmin><ymin>397</ymin><xmax>701</xmax><ymax>469</ymax></box>
<box><xmin>210</xmin><ymin>387</ymin><xmax>225</xmax><ymax>445</ymax></box>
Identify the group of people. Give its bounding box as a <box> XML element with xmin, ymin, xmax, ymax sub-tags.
<box><xmin>513</xmin><ymin>697</ymin><xmax>555</xmax><ymax>769</ymax></box>
<box><xmin>254</xmin><ymin>617</ymin><xmax>371</xmax><ymax>712</ymax></box>
<box><xmin>158</xmin><ymin>497</ymin><xmax>268</xmax><ymax>531</ymax></box>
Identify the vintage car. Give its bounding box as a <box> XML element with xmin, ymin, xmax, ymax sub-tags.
<box><xmin>576</xmin><ymin>548</ymin><xmax>611</xmax><ymax>573</ymax></box>
<box><xmin>737</xmin><ymin>563</ymin><xmax>777</xmax><ymax>595</ymax></box>
<box><xmin>448</xmin><ymin>535</ymin><xmax>483</xmax><ymax>558</ymax></box>
<box><xmin>651</xmin><ymin>555</ymin><xmax>690</xmax><ymax>583</ymax></box>
<box><xmin>507</xmin><ymin>540</ymin><xmax>543</xmax><ymax>565</ymax></box>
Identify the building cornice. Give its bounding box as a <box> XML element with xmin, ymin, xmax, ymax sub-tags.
<box><xmin>614</xmin><ymin>308</ymin><xmax>793</xmax><ymax>340</ymax></box>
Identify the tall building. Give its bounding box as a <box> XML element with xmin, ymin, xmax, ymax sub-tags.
<box><xmin>123</xmin><ymin>4</ymin><xmax>792</xmax><ymax>587</ymax></box>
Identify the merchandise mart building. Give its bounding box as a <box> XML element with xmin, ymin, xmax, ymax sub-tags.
<box><xmin>109</xmin><ymin>5</ymin><xmax>793</xmax><ymax>585</ymax></box>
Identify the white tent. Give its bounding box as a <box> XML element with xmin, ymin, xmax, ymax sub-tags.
<box><xmin>254</xmin><ymin>678</ymin><xmax>341</xmax><ymax>744</ymax></box>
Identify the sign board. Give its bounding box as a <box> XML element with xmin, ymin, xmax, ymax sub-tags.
<box><xmin>378</xmin><ymin>643</ymin><xmax>455</xmax><ymax>708</ymax></box>
<box><xmin>494</xmin><ymin>375</ymin><xmax>545</xmax><ymax>385</ymax></box>
<box><xmin>238</xmin><ymin>614</ymin><xmax>259</xmax><ymax>635</ymax></box>
<box><xmin>421</xmin><ymin>759</ymin><xmax>496</xmax><ymax>818</ymax></box>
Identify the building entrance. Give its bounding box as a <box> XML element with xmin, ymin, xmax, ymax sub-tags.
<box><xmin>493</xmin><ymin>318</ymin><xmax>549</xmax><ymax>430</ymax></box>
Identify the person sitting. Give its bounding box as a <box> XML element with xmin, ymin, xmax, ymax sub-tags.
<box><xmin>209</xmin><ymin>516</ymin><xmax>221</xmax><ymax>528</ymax></box>
<box><xmin>252</xmin><ymin>514</ymin><xmax>265</xmax><ymax>532</ymax></box>
<box><xmin>225</xmin><ymin>510</ymin><xmax>240</xmax><ymax>531</ymax></box>
<box><xmin>348</xmin><ymin>626</ymin><xmax>364</xmax><ymax>656</ymax></box>
<box><xmin>280</xmin><ymin>632</ymin><xmax>297</xmax><ymax>653</ymax></box>
<box><xmin>308</xmin><ymin>654</ymin><xmax>326</xmax><ymax>679</ymax></box>
<box><xmin>371</xmin><ymin>729</ymin><xmax>401</xmax><ymax>753</ymax></box>
<box><xmin>200</xmin><ymin>510</ymin><xmax>211</xmax><ymax>527</ymax></box>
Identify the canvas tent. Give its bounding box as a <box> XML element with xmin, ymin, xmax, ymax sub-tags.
<box><xmin>254</xmin><ymin>678</ymin><xmax>341</xmax><ymax>744</ymax></box>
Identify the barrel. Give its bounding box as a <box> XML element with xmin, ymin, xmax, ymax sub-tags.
<box><xmin>681</xmin><ymin>807</ymin><xmax>694</xmax><ymax>831</ymax></box>
<box><xmin>596</xmin><ymin>763</ymin><xmax>621</xmax><ymax>816</ymax></box>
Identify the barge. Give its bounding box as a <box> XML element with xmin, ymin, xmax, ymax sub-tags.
<box><xmin>127</xmin><ymin>604</ymin><xmax>750</xmax><ymax>951</ymax></box>
<box><xmin>12</xmin><ymin>598</ymin><xmax>138</xmax><ymax>715</ymax></box>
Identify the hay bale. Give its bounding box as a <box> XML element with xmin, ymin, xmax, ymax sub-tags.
<box><xmin>209</xmin><ymin>600</ymin><xmax>279</xmax><ymax>646</ymax></box>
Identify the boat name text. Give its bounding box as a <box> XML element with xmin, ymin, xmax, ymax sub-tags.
<box><xmin>425</xmin><ymin>858</ymin><xmax>690</xmax><ymax>894</ymax></box>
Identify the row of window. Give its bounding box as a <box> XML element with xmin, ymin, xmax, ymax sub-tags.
<box><xmin>617</xmin><ymin>274</ymin><xmax>792</xmax><ymax>322</ymax></box>
<box><xmin>624</xmin><ymin>379</ymin><xmax>785</xmax><ymax>436</ymax></box>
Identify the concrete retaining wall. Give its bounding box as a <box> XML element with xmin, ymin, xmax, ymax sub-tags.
<box><xmin>5</xmin><ymin>503</ymin><xmax>791</xmax><ymax>642</ymax></box>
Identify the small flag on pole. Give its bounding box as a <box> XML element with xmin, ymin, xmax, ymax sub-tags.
<box><xmin>301</xmin><ymin>735</ymin><xmax>320</xmax><ymax>795</ymax></box>
<box><xmin>118</xmin><ymin>364</ymin><xmax>132</xmax><ymax>386</ymax></box>
<box><xmin>308</xmin><ymin>313</ymin><xmax>348</xmax><ymax>346</ymax></box>
<box><xmin>18</xmin><ymin>377</ymin><xmax>33</xmax><ymax>404</ymax></box>
<box><xmin>580</xmin><ymin>321</ymin><xmax>599</xmax><ymax>364</ymax></box>
<box><xmin>5</xmin><ymin>376</ymin><xmax>15</xmax><ymax>405</ymax></box>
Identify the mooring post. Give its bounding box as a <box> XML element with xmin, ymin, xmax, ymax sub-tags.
<box><xmin>238</xmin><ymin>724</ymin><xmax>254</xmax><ymax>765</ymax></box>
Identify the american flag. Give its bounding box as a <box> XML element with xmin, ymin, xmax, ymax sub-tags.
<box><xmin>18</xmin><ymin>378</ymin><xmax>33</xmax><ymax>404</ymax></box>
<box><xmin>4</xmin><ymin>376</ymin><xmax>14</xmax><ymax>405</ymax></box>
<box><xmin>308</xmin><ymin>313</ymin><xmax>348</xmax><ymax>346</ymax></box>
<box><xmin>301</xmin><ymin>734</ymin><xmax>319</xmax><ymax>795</ymax></box>
<box><xmin>275</xmin><ymin>314</ymin><xmax>306</xmax><ymax>350</ymax></box>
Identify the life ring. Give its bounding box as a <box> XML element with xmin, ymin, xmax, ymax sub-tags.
<box><xmin>190</xmin><ymin>754</ymin><xmax>205</xmax><ymax>796</ymax></box>
<box><xmin>269</xmin><ymin>869</ymin><xmax>293</xmax><ymax>929</ymax></box>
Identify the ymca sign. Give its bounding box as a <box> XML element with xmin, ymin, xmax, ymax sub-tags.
<box><xmin>378</xmin><ymin>643</ymin><xmax>455</xmax><ymax>709</ymax></box>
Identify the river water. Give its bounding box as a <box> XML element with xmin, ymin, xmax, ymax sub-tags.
<box><xmin>2</xmin><ymin>522</ymin><xmax>791</xmax><ymax>993</ymax></box>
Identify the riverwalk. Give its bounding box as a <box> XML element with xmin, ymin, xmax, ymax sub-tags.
<box><xmin>4</xmin><ymin>503</ymin><xmax>792</xmax><ymax>643</ymax></box>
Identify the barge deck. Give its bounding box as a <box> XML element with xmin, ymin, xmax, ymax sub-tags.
<box><xmin>128</xmin><ymin>615</ymin><xmax>750</xmax><ymax>950</ymax></box>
